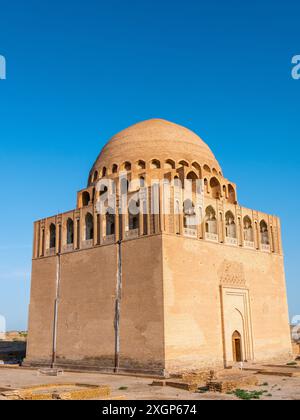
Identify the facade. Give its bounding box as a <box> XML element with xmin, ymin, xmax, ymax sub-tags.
<box><xmin>25</xmin><ymin>119</ymin><xmax>292</xmax><ymax>375</ymax></box>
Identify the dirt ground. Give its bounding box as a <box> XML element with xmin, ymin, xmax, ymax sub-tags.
<box><xmin>0</xmin><ymin>366</ymin><xmax>299</xmax><ymax>400</ymax></box>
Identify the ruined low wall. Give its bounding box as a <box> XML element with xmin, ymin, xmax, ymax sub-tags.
<box><xmin>292</xmin><ymin>342</ymin><xmax>300</xmax><ymax>356</ymax></box>
<box><xmin>0</xmin><ymin>341</ymin><xmax>26</xmax><ymax>362</ymax></box>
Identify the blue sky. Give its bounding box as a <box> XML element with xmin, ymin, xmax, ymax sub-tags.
<box><xmin>0</xmin><ymin>0</ymin><xmax>299</xmax><ymax>330</ymax></box>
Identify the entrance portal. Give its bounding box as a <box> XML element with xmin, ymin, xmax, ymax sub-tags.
<box><xmin>232</xmin><ymin>330</ymin><xmax>242</xmax><ymax>362</ymax></box>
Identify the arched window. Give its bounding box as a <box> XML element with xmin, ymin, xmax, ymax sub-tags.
<box><xmin>106</xmin><ymin>209</ymin><xmax>115</xmax><ymax>236</ymax></box>
<box><xmin>183</xmin><ymin>199</ymin><xmax>196</xmax><ymax>229</ymax></box>
<box><xmin>243</xmin><ymin>216</ymin><xmax>253</xmax><ymax>242</ymax></box>
<box><xmin>112</xmin><ymin>164</ymin><xmax>118</xmax><ymax>173</ymax></box>
<box><xmin>49</xmin><ymin>223</ymin><xmax>56</xmax><ymax>249</ymax></box>
<box><xmin>136</xmin><ymin>160</ymin><xmax>146</xmax><ymax>170</ymax></box>
<box><xmin>66</xmin><ymin>218</ymin><xmax>74</xmax><ymax>244</ymax></box>
<box><xmin>212</xmin><ymin>168</ymin><xmax>218</xmax><ymax>175</ymax></box>
<box><xmin>186</xmin><ymin>171</ymin><xmax>199</xmax><ymax>194</ymax></box>
<box><xmin>150</xmin><ymin>159</ymin><xmax>161</xmax><ymax>169</ymax></box>
<box><xmin>228</xmin><ymin>184</ymin><xmax>236</xmax><ymax>204</ymax></box>
<box><xmin>179</xmin><ymin>160</ymin><xmax>189</xmax><ymax>167</ymax></box>
<box><xmin>192</xmin><ymin>161</ymin><xmax>201</xmax><ymax>171</ymax></box>
<box><xmin>85</xmin><ymin>213</ymin><xmax>94</xmax><ymax>240</ymax></box>
<box><xmin>192</xmin><ymin>162</ymin><xmax>202</xmax><ymax>178</ymax></box>
<box><xmin>205</xmin><ymin>206</ymin><xmax>217</xmax><ymax>234</ymax></box>
<box><xmin>164</xmin><ymin>159</ymin><xmax>175</xmax><ymax>169</ymax></box>
<box><xmin>122</xmin><ymin>161</ymin><xmax>131</xmax><ymax>171</ymax></box>
<box><xmin>260</xmin><ymin>220</ymin><xmax>269</xmax><ymax>245</ymax></box>
<box><xmin>128</xmin><ymin>200</ymin><xmax>139</xmax><ymax>230</ymax></box>
<box><xmin>225</xmin><ymin>211</ymin><xmax>236</xmax><ymax>238</ymax></box>
<box><xmin>82</xmin><ymin>191</ymin><xmax>90</xmax><ymax>207</ymax></box>
<box><xmin>102</xmin><ymin>167</ymin><xmax>107</xmax><ymax>177</ymax></box>
<box><xmin>210</xmin><ymin>177</ymin><xmax>221</xmax><ymax>199</ymax></box>
<box><xmin>203</xmin><ymin>164</ymin><xmax>211</xmax><ymax>173</ymax></box>
<box><xmin>187</xmin><ymin>171</ymin><xmax>198</xmax><ymax>180</ymax></box>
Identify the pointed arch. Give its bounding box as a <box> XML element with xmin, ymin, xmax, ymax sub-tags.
<box><xmin>106</xmin><ymin>209</ymin><xmax>115</xmax><ymax>236</ymax></box>
<box><xmin>191</xmin><ymin>161</ymin><xmax>202</xmax><ymax>178</ymax></box>
<box><xmin>183</xmin><ymin>199</ymin><xmax>196</xmax><ymax>229</ymax></box>
<box><xmin>66</xmin><ymin>218</ymin><xmax>74</xmax><ymax>244</ymax></box>
<box><xmin>187</xmin><ymin>171</ymin><xmax>198</xmax><ymax>180</ymax></box>
<box><xmin>260</xmin><ymin>220</ymin><xmax>269</xmax><ymax>245</ymax></box>
<box><xmin>128</xmin><ymin>199</ymin><xmax>140</xmax><ymax>230</ymax></box>
<box><xmin>243</xmin><ymin>216</ymin><xmax>253</xmax><ymax>242</ymax></box>
<box><xmin>210</xmin><ymin>177</ymin><xmax>221</xmax><ymax>199</ymax></box>
<box><xmin>121</xmin><ymin>161</ymin><xmax>132</xmax><ymax>171</ymax></box>
<box><xmin>228</xmin><ymin>184</ymin><xmax>236</xmax><ymax>204</ymax></box>
<box><xmin>186</xmin><ymin>171</ymin><xmax>199</xmax><ymax>194</ymax></box>
<box><xmin>225</xmin><ymin>211</ymin><xmax>236</xmax><ymax>238</ymax></box>
<box><xmin>49</xmin><ymin>223</ymin><xmax>56</xmax><ymax>249</ymax></box>
<box><xmin>232</xmin><ymin>330</ymin><xmax>243</xmax><ymax>362</ymax></box>
<box><xmin>85</xmin><ymin>213</ymin><xmax>94</xmax><ymax>240</ymax></box>
<box><xmin>136</xmin><ymin>160</ymin><xmax>146</xmax><ymax>170</ymax></box>
<box><xmin>150</xmin><ymin>159</ymin><xmax>161</xmax><ymax>169</ymax></box>
<box><xmin>205</xmin><ymin>206</ymin><xmax>217</xmax><ymax>234</ymax></box>
<box><xmin>191</xmin><ymin>161</ymin><xmax>201</xmax><ymax>171</ymax></box>
<box><xmin>164</xmin><ymin>159</ymin><xmax>175</xmax><ymax>169</ymax></box>
<box><xmin>178</xmin><ymin>159</ymin><xmax>189</xmax><ymax>167</ymax></box>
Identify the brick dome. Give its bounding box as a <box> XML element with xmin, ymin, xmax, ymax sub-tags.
<box><xmin>89</xmin><ymin>119</ymin><xmax>221</xmax><ymax>180</ymax></box>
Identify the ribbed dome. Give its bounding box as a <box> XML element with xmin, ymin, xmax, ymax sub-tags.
<box><xmin>91</xmin><ymin>119</ymin><xmax>221</xmax><ymax>175</ymax></box>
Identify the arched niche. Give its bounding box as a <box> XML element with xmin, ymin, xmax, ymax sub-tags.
<box><xmin>210</xmin><ymin>177</ymin><xmax>221</xmax><ymax>199</ymax></box>
<box><xmin>228</xmin><ymin>184</ymin><xmax>236</xmax><ymax>204</ymax></box>
<box><xmin>225</xmin><ymin>211</ymin><xmax>236</xmax><ymax>238</ymax></box>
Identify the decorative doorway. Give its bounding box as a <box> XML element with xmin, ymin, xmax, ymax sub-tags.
<box><xmin>220</xmin><ymin>286</ymin><xmax>254</xmax><ymax>364</ymax></box>
<box><xmin>232</xmin><ymin>330</ymin><xmax>242</xmax><ymax>362</ymax></box>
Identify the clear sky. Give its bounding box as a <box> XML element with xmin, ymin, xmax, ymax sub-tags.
<box><xmin>0</xmin><ymin>0</ymin><xmax>299</xmax><ymax>330</ymax></box>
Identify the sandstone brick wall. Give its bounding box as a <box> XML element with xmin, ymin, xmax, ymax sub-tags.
<box><xmin>25</xmin><ymin>235</ymin><xmax>165</xmax><ymax>374</ymax></box>
<box><xmin>162</xmin><ymin>234</ymin><xmax>291</xmax><ymax>373</ymax></box>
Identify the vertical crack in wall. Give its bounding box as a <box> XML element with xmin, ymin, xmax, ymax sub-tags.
<box><xmin>114</xmin><ymin>240</ymin><xmax>122</xmax><ymax>372</ymax></box>
<box><xmin>52</xmin><ymin>253</ymin><xmax>61</xmax><ymax>368</ymax></box>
